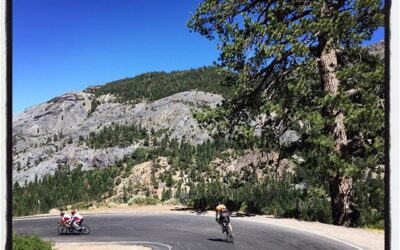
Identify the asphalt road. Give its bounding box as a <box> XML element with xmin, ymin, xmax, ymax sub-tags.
<box><xmin>13</xmin><ymin>213</ymin><xmax>362</xmax><ymax>250</ymax></box>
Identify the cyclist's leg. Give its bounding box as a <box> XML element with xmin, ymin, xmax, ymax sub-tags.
<box><xmin>228</xmin><ymin>222</ymin><xmax>233</xmax><ymax>234</ymax></box>
<box><xmin>219</xmin><ymin>216</ymin><xmax>225</xmax><ymax>232</ymax></box>
<box><xmin>77</xmin><ymin>219</ymin><xmax>83</xmax><ymax>231</ymax></box>
<box><xmin>223</xmin><ymin>216</ymin><xmax>230</xmax><ymax>233</ymax></box>
<box><xmin>72</xmin><ymin>218</ymin><xmax>79</xmax><ymax>229</ymax></box>
<box><xmin>227</xmin><ymin>217</ymin><xmax>233</xmax><ymax>234</ymax></box>
<box><xmin>216</xmin><ymin>213</ymin><xmax>222</xmax><ymax>232</ymax></box>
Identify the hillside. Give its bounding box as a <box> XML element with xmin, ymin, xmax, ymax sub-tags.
<box><xmin>85</xmin><ymin>66</ymin><xmax>235</xmax><ymax>102</ymax></box>
<box><xmin>13</xmin><ymin>91</ymin><xmax>223</xmax><ymax>184</ymax></box>
<box><xmin>12</xmin><ymin>67</ymin><xmax>237</xmax><ymax>185</ymax></box>
<box><xmin>12</xmin><ymin>65</ymin><xmax>299</xmax><ymax>219</ymax></box>
<box><xmin>12</xmin><ymin>42</ymin><xmax>384</xmax><ymax>228</ymax></box>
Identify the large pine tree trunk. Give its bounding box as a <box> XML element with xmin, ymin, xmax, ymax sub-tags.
<box><xmin>319</xmin><ymin>46</ymin><xmax>339</xmax><ymax>94</ymax></box>
<box><xmin>329</xmin><ymin>175</ymin><xmax>353</xmax><ymax>225</ymax></box>
<box><xmin>329</xmin><ymin>175</ymin><xmax>342</xmax><ymax>225</ymax></box>
<box><xmin>318</xmin><ymin>41</ymin><xmax>352</xmax><ymax>226</ymax></box>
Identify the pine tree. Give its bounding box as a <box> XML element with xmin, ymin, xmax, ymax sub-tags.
<box><xmin>188</xmin><ymin>0</ymin><xmax>383</xmax><ymax>225</ymax></box>
<box><xmin>165</xmin><ymin>171</ymin><xmax>175</xmax><ymax>188</ymax></box>
<box><xmin>123</xmin><ymin>185</ymin><xmax>128</xmax><ymax>203</ymax></box>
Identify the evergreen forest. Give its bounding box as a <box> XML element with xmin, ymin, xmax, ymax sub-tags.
<box><xmin>86</xmin><ymin>66</ymin><xmax>235</xmax><ymax>103</ymax></box>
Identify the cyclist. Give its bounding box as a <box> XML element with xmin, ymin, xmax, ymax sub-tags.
<box><xmin>59</xmin><ymin>211</ymin><xmax>72</xmax><ymax>228</ymax></box>
<box><xmin>71</xmin><ymin>209</ymin><xmax>84</xmax><ymax>232</ymax></box>
<box><xmin>215</xmin><ymin>201</ymin><xmax>233</xmax><ymax>234</ymax></box>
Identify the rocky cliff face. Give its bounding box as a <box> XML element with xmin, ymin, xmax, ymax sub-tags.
<box><xmin>12</xmin><ymin>91</ymin><xmax>223</xmax><ymax>184</ymax></box>
<box><xmin>368</xmin><ymin>40</ymin><xmax>384</xmax><ymax>59</ymax></box>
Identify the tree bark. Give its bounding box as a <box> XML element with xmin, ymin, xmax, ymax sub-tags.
<box><xmin>330</xmin><ymin>175</ymin><xmax>353</xmax><ymax>225</ymax></box>
<box><xmin>334</xmin><ymin>112</ymin><xmax>348</xmax><ymax>152</ymax></box>
<box><xmin>318</xmin><ymin>41</ymin><xmax>353</xmax><ymax>226</ymax></box>
<box><xmin>319</xmin><ymin>46</ymin><xmax>339</xmax><ymax>94</ymax></box>
<box><xmin>329</xmin><ymin>175</ymin><xmax>342</xmax><ymax>225</ymax></box>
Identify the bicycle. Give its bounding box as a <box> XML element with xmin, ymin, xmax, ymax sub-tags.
<box><xmin>57</xmin><ymin>222</ymin><xmax>90</xmax><ymax>235</ymax></box>
<box><xmin>221</xmin><ymin>217</ymin><xmax>234</xmax><ymax>243</ymax></box>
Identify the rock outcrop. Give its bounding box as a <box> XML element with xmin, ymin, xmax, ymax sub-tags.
<box><xmin>13</xmin><ymin>91</ymin><xmax>223</xmax><ymax>184</ymax></box>
<box><xmin>368</xmin><ymin>40</ymin><xmax>384</xmax><ymax>60</ymax></box>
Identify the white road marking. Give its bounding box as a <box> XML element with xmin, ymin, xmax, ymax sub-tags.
<box><xmin>56</xmin><ymin>241</ymin><xmax>173</xmax><ymax>250</ymax></box>
<box><xmin>13</xmin><ymin>215</ymin><xmax>58</xmax><ymax>221</ymax></box>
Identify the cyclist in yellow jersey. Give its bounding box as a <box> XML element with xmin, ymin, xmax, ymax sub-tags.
<box><xmin>215</xmin><ymin>202</ymin><xmax>233</xmax><ymax>234</ymax></box>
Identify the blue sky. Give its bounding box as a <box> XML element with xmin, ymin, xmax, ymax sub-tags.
<box><xmin>13</xmin><ymin>0</ymin><xmax>384</xmax><ymax>114</ymax></box>
<box><xmin>13</xmin><ymin>0</ymin><xmax>219</xmax><ymax>114</ymax></box>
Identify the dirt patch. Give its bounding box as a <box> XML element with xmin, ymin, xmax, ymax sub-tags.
<box><xmin>54</xmin><ymin>243</ymin><xmax>151</xmax><ymax>250</ymax></box>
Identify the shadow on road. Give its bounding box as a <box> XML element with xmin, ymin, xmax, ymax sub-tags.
<box><xmin>170</xmin><ymin>207</ymin><xmax>193</xmax><ymax>211</ymax></box>
<box><xmin>58</xmin><ymin>232</ymin><xmax>84</xmax><ymax>236</ymax></box>
<box><xmin>207</xmin><ymin>238</ymin><xmax>227</xmax><ymax>243</ymax></box>
<box><xmin>170</xmin><ymin>207</ymin><xmax>207</xmax><ymax>215</ymax></box>
<box><xmin>170</xmin><ymin>207</ymin><xmax>261</xmax><ymax>217</ymax></box>
<box><xmin>231</xmin><ymin>212</ymin><xmax>256</xmax><ymax>217</ymax></box>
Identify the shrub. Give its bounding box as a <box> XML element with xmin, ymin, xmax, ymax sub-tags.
<box><xmin>12</xmin><ymin>233</ymin><xmax>53</xmax><ymax>250</ymax></box>
<box><xmin>162</xmin><ymin>198</ymin><xmax>180</xmax><ymax>205</ymax></box>
<box><xmin>161</xmin><ymin>189</ymin><xmax>172</xmax><ymax>201</ymax></box>
<box><xmin>107</xmin><ymin>202</ymin><xmax>117</xmax><ymax>208</ymax></box>
<box><xmin>127</xmin><ymin>196</ymin><xmax>159</xmax><ymax>205</ymax></box>
<box><xmin>360</xmin><ymin>209</ymin><xmax>384</xmax><ymax>229</ymax></box>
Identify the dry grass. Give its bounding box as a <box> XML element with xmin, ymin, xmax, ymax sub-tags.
<box><xmin>365</xmin><ymin>227</ymin><xmax>384</xmax><ymax>234</ymax></box>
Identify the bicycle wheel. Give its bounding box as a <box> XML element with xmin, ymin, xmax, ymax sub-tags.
<box><xmin>80</xmin><ymin>224</ymin><xmax>90</xmax><ymax>235</ymax></box>
<box><xmin>57</xmin><ymin>225</ymin><xmax>67</xmax><ymax>235</ymax></box>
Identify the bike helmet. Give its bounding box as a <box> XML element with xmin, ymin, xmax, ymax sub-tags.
<box><xmin>71</xmin><ymin>210</ymin><xmax>76</xmax><ymax>215</ymax></box>
<box><xmin>60</xmin><ymin>211</ymin><xmax>65</xmax><ymax>216</ymax></box>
